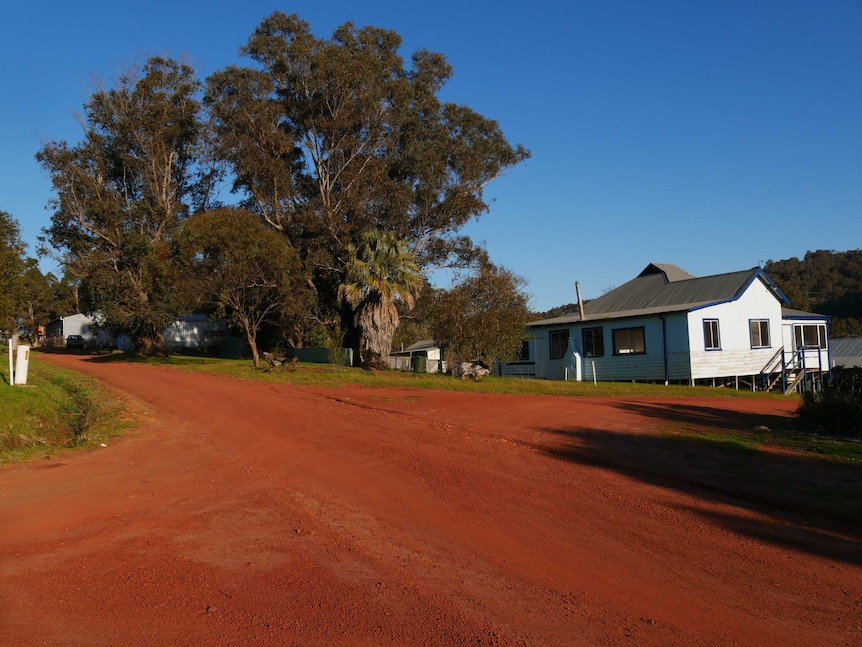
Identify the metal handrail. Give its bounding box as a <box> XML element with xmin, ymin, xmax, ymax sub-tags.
<box><xmin>759</xmin><ymin>348</ymin><xmax>785</xmax><ymax>390</ymax></box>
<box><xmin>760</xmin><ymin>345</ymin><xmax>826</xmax><ymax>393</ymax></box>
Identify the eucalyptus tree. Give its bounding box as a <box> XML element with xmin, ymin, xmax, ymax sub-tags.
<box><xmin>180</xmin><ymin>208</ymin><xmax>306</xmax><ymax>368</ymax></box>
<box><xmin>19</xmin><ymin>260</ymin><xmax>61</xmax><ymax>340</ymax></box>
<box><xmin>205</xmin><ymin>11</ymin><xmax>529</xmax><ymax>344</ymax></box>
<box><xmin>0</xmin><ymin>210</ymin><xmax>26</xmax><ymax>330</ymax></box>
<box><xmin>37</xmin><ymin>57</ymin><xmax>213</xmax><ymax>354</ymax></box>
<box><xmin>428</xmin><ymin>264</ymin><xmax>532</xmax><ymax>369</ymax></box>
<box><xmin>339</xmin><ymin>229</ymin><xmax>424</xmax><ymax>368</ymax></box>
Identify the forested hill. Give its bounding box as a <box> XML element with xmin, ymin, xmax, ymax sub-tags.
<box><xmin>539</xmin><ymin>303</ymin><xmax>579</xmax><ymax>319</ymax></box>
<box><xmin>765</xmin><ymin>249</ymin><xmax>862</xmax><ymax>337</ymax></box>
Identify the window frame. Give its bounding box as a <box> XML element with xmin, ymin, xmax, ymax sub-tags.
<box><xmin>793</xmin><ymin>323</ymin><xmax>827</xmax><ymax>350</ymax></box>
<box><xmin>582</xmin><ymin>327</ymin><xmax>605</xmax><ymax>358</ymax></box>
<box><xmin>549</xmin><ymin>329</ymin><xmax>569</xmax><ymax>360</ymax></box>
<box><xmin>703</xmin><ymin>319</ymin><xmax>721</xmax><ymax>351</ymax></box>
<box><xmin>612</xmin><ymin>326</ymin><xmax>646</xmax><ymax>356</ymax></box>
<box><xmin>749</xmin><ymin>319</ymin><xmax>771</xmax><ymax>349</ymax></box>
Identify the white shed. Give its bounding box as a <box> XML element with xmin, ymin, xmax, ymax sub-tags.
<box><xmin>45</xmin><ymin>313</ymin><xmax>116</xmax><ymax>348</ymax></box>
<box><xmin>387</xmin><ymin>339</ymin><xmax>446</xmax><ymax>373</ymax></box>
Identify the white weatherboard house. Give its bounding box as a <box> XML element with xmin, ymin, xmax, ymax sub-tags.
<box><xmin>502</xmin><ymin>263</ymin><xmax>831</xmax><ymax>393</ymax></box>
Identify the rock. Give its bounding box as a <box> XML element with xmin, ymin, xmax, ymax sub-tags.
<box><xmin>455</xmin><ymin>361</ymin><xmax>491</xmax><ymax>380</ymax></box>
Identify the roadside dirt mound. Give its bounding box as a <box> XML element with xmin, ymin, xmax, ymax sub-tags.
<box><xmin>1</xmin><ymin>353</ymin><xmax>859</xmax><ymax>646</ymax></box>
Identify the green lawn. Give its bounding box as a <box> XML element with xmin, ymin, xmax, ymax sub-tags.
<box><xmin>91</xmin><ymin>349</ymin><xmax>794</xmax><ymax>398</ymax></box>
<box><xmin>0</xmin><ymin>353</ymin><xmax>130</xmax><ymax>463</ymax></box>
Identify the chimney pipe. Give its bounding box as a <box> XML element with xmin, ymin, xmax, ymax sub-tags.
<box><xmin>575</xmin><ymin>281</ymin><xmax>585</xmax><ymax>320</ymax></box>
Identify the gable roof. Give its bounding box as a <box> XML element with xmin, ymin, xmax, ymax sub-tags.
<box><xmin>638</xmin><ymin>262</ymin><xmax>697</xmax><ymax>282</ymax></box>
<box><xmin>530</xmin><ymin>263</ymin><xmax>789</xmax><ymax>327</ymax></box>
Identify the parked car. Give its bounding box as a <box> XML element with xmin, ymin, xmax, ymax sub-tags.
<box><xmin>65</xmin><ymin>335</ymin><xmax>86</xmax><ymax>350</ymax></box>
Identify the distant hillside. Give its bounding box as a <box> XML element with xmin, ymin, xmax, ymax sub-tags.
<box><xmin>538</xmin><ymin>303</ymin><xmax>579</xmax><ymax>319</ymax></box>
<box><xmin>764</xmin><ymin>249</ymin><xmax>862</xmax><ymax>337</ymax></box>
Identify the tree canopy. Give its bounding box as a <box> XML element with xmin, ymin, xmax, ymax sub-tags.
<box><xmin>428</xmin><ymin>264</ymin><xmax>532</xmax><ymax>368</ymax></box>
<box><xmin>206</xmin><ymin>11</ymin><xmax>529</xmax><ymax>341</ymax></box>
<box><xmin>37</xmin><ymin>14</ymin><xmax>529</xmax><ymax>363</ymax></box>
<box><xmin>0</xmin><ymin>210</ymin><xmax>27</xmax><ymax>330</ymax></box>
<box><xmin>37</xmin><ymin>57</ymin><xmax>211</xmax><ymax>353</ymax></box>
<box><xmin>180</xmin><ymin>208</ymin><xmax>306</xmax><ymax>367</ymax></box>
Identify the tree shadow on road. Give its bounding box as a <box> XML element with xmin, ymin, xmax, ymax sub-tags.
<box><xmin>533</xmin><ymin>401</ymin><xmax>862</xmax><ymax>567</ymax></box>
<box><xmin>616</xmin><ymin>400</ymin><xmax>796</xmax><ymax>433</ymax></box>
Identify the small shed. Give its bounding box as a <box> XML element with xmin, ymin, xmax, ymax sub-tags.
<box><xmin>388</xmin><ymin>340</ymin><xmax>446</xmax><ymax>373</ymax></box>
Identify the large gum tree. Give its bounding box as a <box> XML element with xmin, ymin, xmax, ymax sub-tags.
<box><xmin>37</xmin><ymin>57</ymin><xmax>213</xmax><ymax>354</ymax></box>
<box><xmin>205</xmin><ymin>12</ymin><xmax>529</xmax><ymax>351</ymax></box>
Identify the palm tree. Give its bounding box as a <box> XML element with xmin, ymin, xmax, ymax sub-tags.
<box><xmin>340</xmin><ymin>229</ymin><xmax>423</xmax><ymax>369</ymax></box>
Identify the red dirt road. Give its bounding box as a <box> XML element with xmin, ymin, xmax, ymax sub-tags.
<box><xmin>1</xmin><ymin>354</ymin><xmax>860</xmax><ymax>646</ymax></box>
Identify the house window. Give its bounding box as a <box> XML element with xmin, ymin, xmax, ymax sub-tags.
<box><xmin>613</xmin><ymin>327</ymin><xmax>646</xmax><ymax>355</ymax></box>
<box><xmin>549</xmin><ymin>330</ymin><xmax>569</xmax><ymax>360</ymax></box>
<box><xmin>750</xmin><ymin>319</ymin><xmax>771</xmax><ymax>348</ymax></box>
<box><xmin>703</xmin><ymin>319</ymin><xmax>721</xmax><ymax>350</ymax></box>
<box><xmin>794</xmin><ymin>324</ymin><xmax>827</xmax><ymax>349</ymax></box>
<box><xmin>583</xmin><ymin>327</ymin><xmax>604</xmax><ymax>357</ymax></box>
<box><xmin>518</xmin><ymin>339</ymin><xmax>530</xmax><ymax>361</ymax></box>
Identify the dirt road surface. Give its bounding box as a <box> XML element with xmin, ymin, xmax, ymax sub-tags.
<box><xmin>1</xmin><ymin>353</ymin><xmax>860</xmax><ymax>646</ymax></box>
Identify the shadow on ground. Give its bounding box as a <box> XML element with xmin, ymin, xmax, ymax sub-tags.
<box><xmin>534</xmin><ymin>401</ymin><xmax>862</xmax><ymax>566</ymax></box>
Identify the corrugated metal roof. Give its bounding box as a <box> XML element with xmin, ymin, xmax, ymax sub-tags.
<box><xmin>638</xmin><ymin>263</ymin><xmax>697</xmax><ymax>282</ymax></box>
<box><xmin>403</xmin><ymin>339</ymin><xmax>438</xmax><ymax>352</ymax></box>
<box><xmin>782</xmin><ymin>307</ymin><xmax>830</xmax><ymax>319</ymax></box>
<box><xmin>831</xmin><ymin>337</ymin><xmax>862</xmax><ymax>368</ymax></box>
<box><xmin>529</xmin><ymin>263</ymin><xmax>785</xmax><ymax>327</ymax></box>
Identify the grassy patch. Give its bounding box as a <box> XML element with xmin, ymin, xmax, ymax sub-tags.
<box><xmin>0</xmin><ymin>355</ymin><xmax>130</xmax><ymax>463</ymax></box>
<box><xmin>663</xmin><ymin>424</ymin><xmax>862</xmax><ymax>464</ymax></box>
<box><xmin>92</xmin><ymin>350</ymin><xmax>791</xmax><ymax>398</ymax></box>
<box><xmin>656</xmin><ymin>422</ymin><xmax>862</xmax><ymax>527</ymax></box>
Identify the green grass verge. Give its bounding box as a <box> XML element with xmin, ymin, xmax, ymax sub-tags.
<box><xmin>663</xmin><ymin>424</ymin><xmax>862</xmax><ymax>464</ymax></box>
<box><xmin>92</xmin><ymin>350</ymin><xmax>791</xmax><ymax>398</ymax></box>
<box><xmin>658</xmin><ymin>425</ymin><xmax>862</xmax><ymax>525</ymax></box>
<box><xmin>0</xmin><ymin>354</ymin><xmax>131</xmax><ymax>463</ymax></box>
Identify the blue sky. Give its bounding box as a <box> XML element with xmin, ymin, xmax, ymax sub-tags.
<box><xmin>1</xmin><ymin>1</ymin><xmax>860</xmax><ymax>312</ymax></box>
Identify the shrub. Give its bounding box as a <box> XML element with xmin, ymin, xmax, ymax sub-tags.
<box><xmin>797</xmin><ymin>367</ymin><xmax>862</xmax><ymax>438</ymax></box>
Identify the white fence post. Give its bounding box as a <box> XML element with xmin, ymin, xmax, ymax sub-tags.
<box><xmin>7</xmin><ymin>339</ymin><xmax>14</xmax><ymax>386</ymax></box>
<box><xmin>15</xmin><ymin>346</ymin><xmax>30</xmax><ymax>385</ymax></box>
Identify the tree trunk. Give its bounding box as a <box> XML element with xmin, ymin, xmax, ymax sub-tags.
<box><xmin>249</xmin><ymin>338</ymin><xmax>260</xmax><ymax>368</ymax></box>
<box><xmin>240</xmin><ymin>318</ymin><xmax>260</xmax><ymax>368</ymax></box>
<box><xmin>135</xmin><ymin>330</ymin><xmax>167</xmax><ymax>356</ymax></box>
<box><xmin>358</xmin><ymin>297</ymin><xmax>397</xmax><ymax>370</ymax></box>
